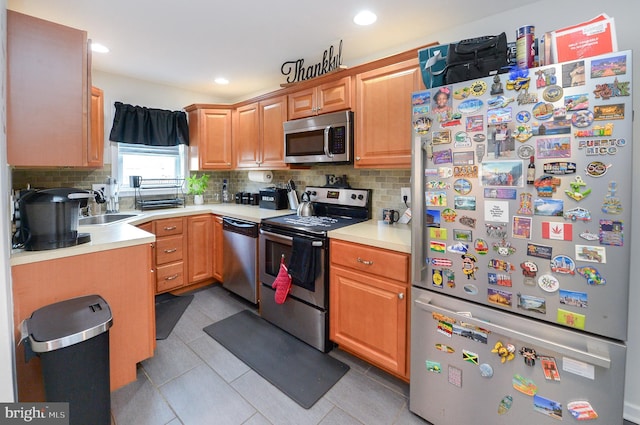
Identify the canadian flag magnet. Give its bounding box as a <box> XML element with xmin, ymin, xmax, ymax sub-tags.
<box><xmin>542</xmin><ymin>222</ymin><xmax>573</xmax><ymax>241</ymax></box>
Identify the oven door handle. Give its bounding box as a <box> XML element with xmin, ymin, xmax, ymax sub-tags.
<box><xmin>259</xmin><ymin>229</ymin><xmax>324</xmax><ymax>247</ymax></box>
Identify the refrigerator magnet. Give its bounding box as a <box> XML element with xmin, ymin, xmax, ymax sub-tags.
<box><xmin>479</xmin><ymin>363</ymin><xmax>493</xmax><ymax>378</ymax></box>
<box><xmin>453</xmin><ymin>178</ymin><xmax>472</xmax><ymax>195</ymax></box>
<box><xmin>461</xmin><ymin>254</ymin><xmax>478</xmax><ymax>279</ymax></box>
<box><xmin>497</xmin><ymin>395</ymin><xmax>513</xmax><ymax>415</ymax></box>
<box><xmin>435</xmin><ymin>343</ymin><xmax>455</xmax><ymax>353</ymax></box>
<box><xmin>539</xmin><ymin>356</ymin><xmax>562</xmax><ymax>381</ymax></box>
<box><xmin>491</xmin><ymin>341</ymin><xmax>516</xmax><ymax>363</ymax></box>
<box><xmin>487</xmin><ymin>288</ymin><xmax>513</xmax><ymax>307</ymax></box>
<box><xmin>492</xmin><ymin>239</ymin><xmax>516</xmax><ymax>256</ymax></box>
<box><xmin>567</xmin><ymin>400</ymin><xmax>598</xmax><ymax>420</ymax></box>
<box><xmin>576</xmin><ymin>266</ymin><xmax>606</xmax><ymax>285</ymax></box>
<box><xmin>425</xmin><ymin>360</ymin><xmax>442</xmax><ymax>373</ymax></box>
<box><xmin>448</xmin><ymin>365</ymin><xmax>463</xmax><ymax>387</ymax></box>
<box><xmin>519</xmin><ymin>347</ymin><xmax>538</xmax><ymax>366</ymax></box>
<box><xmin>557</xmin><ymin>309</ymin><xmax>586</xmax><ymax>330</ymax></box>
<box><xmin>550</xmin><ymin>255</ymin><xmax>576</xmax><ymax>274</ymax></box>
<box><xmin>474</xmin><ymin>239</ymin><xmax>489</xmax><ymax>255</ymax></box>
<box><xmin>462</xmin><ymin>349</ymin><xmax>479</xmax><ymax>365</ymax></box>
<box><xmin>537</xmin><ymin>274</ymin><xmax>559</xmax><ymax>292</ymax></box>
<box><xmin>559</xmin><ymin>289</ymin><xmax>588</xmax><ymax>309</ymax></box>
<box><xmin>516</xmin><ymin>294</ymin><xmax>546</xmax><ymax>314</ymax></box>
<box><xmin>533</xmin><ymin>394</ymin><xmax>562</xmax><ymax>419</ymax></box>
<box><xmin>512</xmin><ymin>374</ymin><xmax>538</xmax><ymax>395</ymax></box>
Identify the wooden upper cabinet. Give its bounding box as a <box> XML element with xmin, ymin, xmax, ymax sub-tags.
<box><xmin>234</xmin><ymin>102</ymin><xmax>260</xmax><ymax>168</ymax></box>
<box><xmin>187</xmin><ymin>106</ymin><xmax>233</xmax><ymax>170</ymax></box>
<box><xmin>288</xmin><ymin>76</ymin><xmax>351</xmax><ymax>119</ymax></box>
<box><xmin>88</xmin><ymin>86</ymin><xmax>105</xmax><ymax>167</ymax></box>
<box><xmin>354</xmin><ymin>59</ymin><xmax>423</xmax><ymax>169</ymax></box>
<box><xmin>7</xmin><ymin>11</ymin><xmax>92</xmax><ymax>167</ymax></box>
<box><xmin>234</xmin><ymin>95</ymin><xmax>288</xmax><ymax>169</ymax></box>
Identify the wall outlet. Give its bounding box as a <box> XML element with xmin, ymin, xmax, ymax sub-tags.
<box><xmin>401</xmin><ymin>187</ymin><xmax>411</xmax><ymax>205</ymax></box>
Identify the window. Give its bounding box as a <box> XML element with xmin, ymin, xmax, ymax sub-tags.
<box><xmin>112</xmin><ymin>142</ymin><xmax>187</xmax><ymax>195</ymax></box>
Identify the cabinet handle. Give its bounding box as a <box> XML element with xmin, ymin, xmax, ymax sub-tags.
<box><xmin>163</xmin><ymin>226</ymin><xmax>177</xmax><ymax>231</ymax></box>
<box><xmin>164</xmin><ymin>248</ymin><xmax>177</xmax><ymax>253</ymax></box>
<box><xmin>165</xmin><ymin>274</ymin><xmax>179</xmax><ymax>281</ymax></box>
<box><xmin>356</xmin><ymin>156</ymin><xmax>361</xmax><ymax>161</ymax></box>
<box><xmin>357</xmin><ymin>257</ymin><xmax>374</xmax><ymax>266</ymax></box>
<box><xmin>398</xmin><ymin>292</ymin><xmax>404</xmax><ymax>300</ymax></box>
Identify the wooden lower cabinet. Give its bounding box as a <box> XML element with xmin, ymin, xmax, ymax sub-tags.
<box><xmin>329</xmin><ymin>239</ymin><xmax>410</xmax><ymax>380</ymax></box>
<box><xmin>187</xmin><ymin>214</ymin><xmax>214</xmax><ymax>284</ymax></box>
<box><xmin>139</xmin><ymin>214</ymin><xmax>222</xmax><ymax>294</ymax></box>
<box><xmin>11</xmin><ymin>243</ymin><xmax>155</xmax><ymax>400</ymax></box>
<box><xmin>153</xmin><ymin>217</ymin><xmax>187</xmax><ymax>293</ymax></box>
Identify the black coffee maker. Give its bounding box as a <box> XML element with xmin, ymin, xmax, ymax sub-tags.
<box><xmin>13</xmin><ymin>188</ymin><xmax>95</xmax><ymax>251</ymax></box>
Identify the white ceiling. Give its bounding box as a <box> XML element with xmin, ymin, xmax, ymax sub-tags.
<box><xmin>8</xmin><ymin>0</ymin><xmax>540</xmax><ymax>102</ymax></box>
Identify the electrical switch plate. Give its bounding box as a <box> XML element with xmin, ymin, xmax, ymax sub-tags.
<box><xmin>401</xmin><ymin>187</ymin><xmax>411</xmax><ymax>204</ymax></box>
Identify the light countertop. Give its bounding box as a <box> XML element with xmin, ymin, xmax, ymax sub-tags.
<box><xmin>11</xmin><ymin>205</ymin><xmax>412</xmax><ymax>266</ymax></box>
<box><xmin>328</xmin><ymin>220</ymin><xmax>412</xmax><ymax>254</ymax></box>
<box><xmin>10</xmin><ymin>204</ymin><xmax>294</xmax><ymax>266</ymax></box>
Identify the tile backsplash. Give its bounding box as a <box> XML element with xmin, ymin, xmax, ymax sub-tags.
<box><xmin>12</xmin><ymin>165</ymin><xmax>411</xmax><ymax>221</ymax></box>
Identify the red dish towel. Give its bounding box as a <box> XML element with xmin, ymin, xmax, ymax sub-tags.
<box><xmin>272</xmin><ymin>256</ymin><xmax>292</xmax><ymax>304</ymax></box>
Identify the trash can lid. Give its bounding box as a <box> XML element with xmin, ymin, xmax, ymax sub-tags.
<box><xmin>23</xmin><ymin>294</ymin><xmax>113</xmax><ymax>353</ymax></box>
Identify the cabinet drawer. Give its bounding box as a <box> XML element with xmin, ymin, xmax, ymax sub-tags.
<box><xmin>154</xmin><ymin>217</ymin><xmax>184</xmax><ymax>237</ymax></box>
<box><xmin>156</xmin><ymin>262</ymin><xmax>185</xmax><ymax>292</ymax></box>
<box><xmin>330</xmin><ymin>240</ymin><xmax>409</xmax><ymax>283</ymax></box>
<box><xmin>156</xmin><ymin>235</ymin><xmax>184</xmax><ymax>265</ymax></box>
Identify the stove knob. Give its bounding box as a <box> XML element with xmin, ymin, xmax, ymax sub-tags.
<box><xmin>357</xmin><ymin>194</ymin><xmax>364</xmax><ymax>200</ymax></box>
<box><xmin>350</xmin><ymin>194</ymin><xmax>357</xmax><ymax>200</ymax></box>
<box><xmin>310</xmin><ymin>190</ymin><xmax>317</xmax><ymax>196</ymax></box>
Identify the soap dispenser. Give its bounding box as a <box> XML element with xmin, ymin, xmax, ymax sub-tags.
<box><xmin>222</xmin><ymin>179</ymin><xmax>231</xmax><ymax>203</ymax></box>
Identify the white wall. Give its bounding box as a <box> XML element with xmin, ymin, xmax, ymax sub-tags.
<box><xmin>0</xmin><ymin>0</ymin><xmax>16</xmax><ymax>402</ymax></box>
<box><xmin>92</xmin><ymin>70</ymin><xmax>218</xmax><ymax>164</ymax></box>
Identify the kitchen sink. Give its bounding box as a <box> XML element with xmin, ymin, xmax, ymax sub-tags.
<box><xmin>78</xmin><ymin>213</ymin><xmax>141</xmax><ymax>226</ymax></box>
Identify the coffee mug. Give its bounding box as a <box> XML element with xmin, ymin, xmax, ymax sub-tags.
<box><xmin>382</xmin><ymin>209</ymin><xmax>400</xmax><ymax>224</ymax></box>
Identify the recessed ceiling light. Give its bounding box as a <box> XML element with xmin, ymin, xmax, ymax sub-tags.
<box><xmin>214</xmin><ymin>77</ymin><xmax>229</xmax><ymax>85</ymax></box>
<box><xmin>353</xmin><ymin>10</ymin><xmax>377</xmax><ymax>26</ymax></box>
<box><xmin>91</xmin><ymin>42</ymin><xmax>109</xmax><ymax>53</ymax></box>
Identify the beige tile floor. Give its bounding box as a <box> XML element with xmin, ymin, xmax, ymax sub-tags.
<box><xmin>111</xmin><ymin>284</ymin><xmax>428</xmax><ymax>425</ymax></box>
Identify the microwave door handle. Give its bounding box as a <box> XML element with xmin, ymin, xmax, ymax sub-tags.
<box><xmin>324</xmin><ymin>126</ymin><xmax>334</xmax><ymax>157</ymax></box>
<box><xmin>414</xmin><ymin>294</ymin><xmax>612</xmax><ymax>369</ymax></box>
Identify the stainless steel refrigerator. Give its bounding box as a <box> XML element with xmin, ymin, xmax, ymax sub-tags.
<box><xmin>410</xmin><ymin>50</ymin><xmax>632</xmax><ymax>424</ymax></box>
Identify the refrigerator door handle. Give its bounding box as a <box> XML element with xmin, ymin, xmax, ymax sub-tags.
<box><xmin>415</xmin><ymin>295</ymin><xmax>612</xmax><ymax>369</ymax></box>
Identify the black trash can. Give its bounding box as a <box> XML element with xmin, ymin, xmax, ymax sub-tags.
<box><xmin>22</xmin><ymin>294</ymin><xmax>113</xmax><ymax>425</ymax></box>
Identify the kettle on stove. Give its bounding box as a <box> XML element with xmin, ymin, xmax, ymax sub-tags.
<box><xmin>296</xmin><ymin>191</ymin><xmax>314</xmax><ymax>217</ymax></box>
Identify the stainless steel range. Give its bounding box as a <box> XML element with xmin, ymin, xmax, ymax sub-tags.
<box><xmin>259</xmin><ymin>186</ymin><xmax>371</xmax><ymax>352</ymax></box>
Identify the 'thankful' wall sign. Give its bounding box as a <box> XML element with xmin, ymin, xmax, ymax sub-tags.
<box><xmin>281</xmin><ymin>40</ymin><xmax>344</xmax><ymax>84</ymax></box>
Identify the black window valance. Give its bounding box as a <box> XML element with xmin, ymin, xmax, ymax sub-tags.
<box><xmin>109</xmin><ymin>102</ymin><xmax>189</xmax><ymax>146</ymax></box>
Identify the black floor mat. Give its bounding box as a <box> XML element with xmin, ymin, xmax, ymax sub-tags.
<box><xmin>155</xmin><ymin>293</ymin><xmax>193</xmax><ymax>340</ymax></box>
<box><xmin>203</xmin><ymin>310</ymin><xmax>349</xmax><ymax>409</ymax></box>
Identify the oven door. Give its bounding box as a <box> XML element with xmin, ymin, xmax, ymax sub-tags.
<box><xmin>259</xmin><ymin>227</ymin><xmax>326</xmax><ymax>309</ymax></box>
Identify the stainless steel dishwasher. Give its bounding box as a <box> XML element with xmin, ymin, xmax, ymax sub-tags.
<box><xmin>222</xmin><ymin>217</ymin><xmax>259</xmax><ymax>304</ymax></box>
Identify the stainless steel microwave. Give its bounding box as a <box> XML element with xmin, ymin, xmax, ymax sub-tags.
<box><xmin>283</xmin><ymin>110</ymin><xmax>353</xmax><ymax>164</ymax></box>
